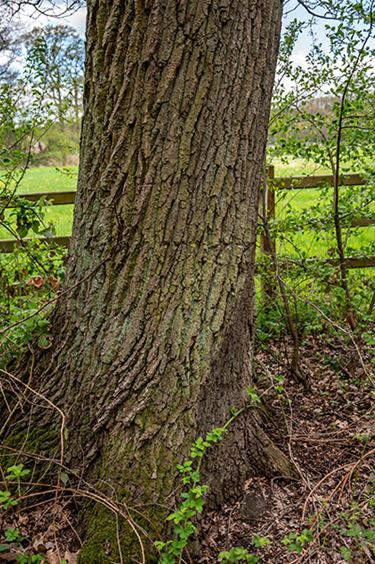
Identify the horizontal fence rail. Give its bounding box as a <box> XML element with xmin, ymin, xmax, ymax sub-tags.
<box><xmin>0</xmin><ymin>236</ymin><xmax>71</xmax><ymax>254</ymax></box>
<box><xmin>273</xmin><ymin>173</ymin><xmax>366</xmax><ymax>190</ymax></box>
<box><xmin>0</xmin><ymin>169</ymin><xmax>374</xmax><ymax>270</ymax></box>
<box><xmin>0</xmin><ymin>191</ymin><xmax>76</xmax><ymax>252</ymax></box>
<box><xmin>260</xmin><ymin>166</ymin><xmax>375</xmax><ymax>270</ymax></box>
<box><xmin>1</xmin><ymin>191</ymin><xmax>76</xmax><ymax>207</ymax></box>
<box><xmin>278</xmin><ymin>255</ymin><xmax>375</xmax><ymax>270</ymax></box>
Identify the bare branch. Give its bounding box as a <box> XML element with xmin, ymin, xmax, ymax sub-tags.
<box><xmin>1</xmin><ymin>1</ymin><xmax>84</xmax><ymax>19</ymax></box>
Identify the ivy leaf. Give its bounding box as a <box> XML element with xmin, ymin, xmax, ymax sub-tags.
<box><xmin>37</xmin><ymin>334</ymin><xmax>52</xmax><ymax>349</ymax></box>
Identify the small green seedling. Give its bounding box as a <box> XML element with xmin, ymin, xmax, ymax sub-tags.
<box><xmin>218</xmin><ymin>547</ymin><xmax>260</xmax><ymax>563</ymax></box>
<box><xmin>281</xmin><ymin>529</ymin><xmax>313</xmax><ymax>554</ymax></box>
<box><xmin>0</xmin><ymin>490</ymin><xmax>18</xmax><ymax>510</ymax></box>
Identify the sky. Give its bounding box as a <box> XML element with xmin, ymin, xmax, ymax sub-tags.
<box><xmin>13</xmin><ymin>1</ymin><xmax>316</xmax><ymax>65</ymax></box>
<box><xmin>11</xmin><ymin>1</ymin><xmax>370</xmax><ymax>74</ymax></box>
<box><xmin>5</xmin><ymin>3</ymin><xmax>333</xmax><ymax>100</ymax></box>
<box><xmin>11</xmin><ymin>0</ymin><xmax>314</xmax><ymax>81</ymax></box>
<box><xmin>14</xmin><ymin>3</ymin><xmax>86</xmax><ymax>36</ymax></box>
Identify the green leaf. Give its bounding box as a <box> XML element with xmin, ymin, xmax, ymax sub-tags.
<box><xmin>252</xmin><ymin>534</ymin><xmax>271</xmax><ymax>548</ymax></box>
<box><xmin>288</xmin><ymin>543</ymin><xmax>302</xmax><ymax>554</ymax></box>
<box><xmin>0</xmin><ymin>490</ymin><xmax>18</xmax><ymax>509</ymax></box>
<box><xmin>154</xmin><ymin>540</ymin><xmax>167</xmax><ymax>550</ymax></box>
<box><xmin>218</xmin><ymin>546</ymin><xmax>260</xmax><ymax>562</ymax></box>
<box><xmin>6</xmin><ymin>464</ymin><xmax>30</xmax><ymax>480</ymax></box>
<box><xmin>340</xmin><ymin>546</ymin><xmax>352</xmax><ymax>562</ymax></box>
<box><xmin>37</xmin><ymin>334</ymin><xmax>52</xmax><ymax>349</ymax></box>
<box><xmin>5</xmin><ymin>528</ymin><xmax>23</xmax><ymax>542</ymax></box>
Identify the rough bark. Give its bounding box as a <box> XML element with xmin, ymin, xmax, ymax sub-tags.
<box><xmin>6</xmin><ymin>0</ymin><xmax>293</xmax><ymax>560</ymax></box>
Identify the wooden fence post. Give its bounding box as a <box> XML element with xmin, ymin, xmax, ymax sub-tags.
<box><xmin>261</xmin><ymin>165</ymin><xmax>276</xmax><ymax>254</ymax></box>
<box><xmin>260</xmin><ymin>165</ymin><xmax>277</xmax><ymax>301</ymax></box>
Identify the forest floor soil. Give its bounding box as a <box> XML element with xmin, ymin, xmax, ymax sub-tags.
<box><xmin>0</xmin><ymin>333</ymin><xmax>374</xmax><ymax>563</ymax></box>
<box><xmin>199</xmin><ymin>334</ymin><xmax>374</xmax><ymax>563</ymax></box>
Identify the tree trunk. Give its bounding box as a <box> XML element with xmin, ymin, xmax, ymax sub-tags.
<box><xmin>8</xmin><ymin>0</ymin><xmax>293</xmax><ymax>560</ymax></box>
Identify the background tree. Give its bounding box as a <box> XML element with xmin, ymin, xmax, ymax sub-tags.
<box><xmin>0</xmin><ymin>23</ymin><xmax>22</xmax><ymax>83</ymax></box>
<box><xmin>25</xmin><ymin>24</ymin><xmax>84</xmax><ymax>126</ymax></box>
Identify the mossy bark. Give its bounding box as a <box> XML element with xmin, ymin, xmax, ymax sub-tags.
<box><xmin>3</xmin><ymin>0</ymin><xmax>292</xmax><ymax>560</ymax></box>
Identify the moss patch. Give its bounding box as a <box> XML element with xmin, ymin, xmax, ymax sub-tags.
<box><xmin>1</xmin><ymin>426</ymin><xmax>59</xmax><ymax>468</ymax></box>
<box><xmin>79</xmin><ymin>504</ymin><xmax>161</xmax><ymax>563</ymax></box>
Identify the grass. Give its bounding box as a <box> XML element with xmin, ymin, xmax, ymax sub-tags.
<box><xmin>270</xmin><ymin>158</ymin><xmax>374</xmax><ymax>257</ymax></box>
<box><xmin>13</xmin><ymin>166</ymin><xmax>78</xmax><ymax>193</ymax></box>
<box><xmin>273</xmin><ymin>187</ymin><xmax>374</xmax><ymax>256</ymax></box>
<box><xmin>273</xmin><ymin>157</ymin><xmax>332</xmax><ymax>177</ymax></box>
<box><xmin>0</xmin><ymin>161</ymin><xmax>374</xmax><ymax>259</ymax></box>
<box><xmin>0</xmin><ymin>167</ymin><xmax>77</xmax><ymax>239</ymax></box>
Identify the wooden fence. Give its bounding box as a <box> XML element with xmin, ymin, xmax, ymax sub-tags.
<box><xmin>260</xmin><ymin>166</ymin><xmax>375</xmax><ymax>270</ymax></box>
<box><xmin>0</xmin><ymin>191</ymin><xmax>75</xmax><ymax>253</ymax></box>
<box><xmin>1</xmin><ymin>169</ymin><xmax>374</xmax><ymax>268</ymax></box>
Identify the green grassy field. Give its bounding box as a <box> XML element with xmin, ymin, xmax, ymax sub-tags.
<box><xmin>13</xmin><ymin>167</ymin><xmax>78</xmax><ymax>193</ymax></box>
<box><xmin>0</xmin><ymin>167</ymin><xmax>77</xmax><ymax>239</ymax></box>
<box><xmin>1</xmin><ymin>163</ymin><xmax>374</xmax><ymax>258</ymax></box>
<box><xmin>271</xmin><ymin>159</ymin><xmax>374</xmax><ymax>256</ymax></box>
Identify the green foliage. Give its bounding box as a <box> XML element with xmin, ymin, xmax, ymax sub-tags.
<box><xmin>333</xmin><ymin>517</ymin><xmax>375</xmax><ymax>562</ymax></box>
<box><xmin>24</xmin><ymin>24</ymin><xmax>84</xmax><ymax>125</ymax></box>
<box><xmin>155</xmin><ymin>399</ymin><xmax>275</xmax><ymax>563</ymax></box>
<box><xmin>340</xmin><ymin>523</ymin><xmax>375</xmax><ymax>541</ymax></box>
<box><xmin>0</xmin><ymin>9</ymin><xmax>373</xmax><ymax>564</ymax></box>
<box><xmin>340</xmin><ymin>546</ymin><xmax>352</xmax><ymax>562</ymax></box>
<box><xmin>252</xmin><ymin>534</ymin><xmax>271</xmax><ymax>548</ymax></box>
<box><xmin>274</xmin><ymin>375</ymin><xmax>285</xmax><ymax>396</ymax></box>
<box><xmin>156</xmin><ymin>427</ymin><xmax>227</xmax><ymax>563</ymax></box>
<box><xmin>246</xmin><ymin>387</ymin><xmax>262</xmax><ymax>405</ymax></box>
<box><xmin>218</xmin><ymin>547</ymin><xmax>260</xmax><ymax>563</ymax></box>
<box><xmin>258</xmin><ymin>0</ymin><xmax>375</xmax><ymax>339</ymax></box>
<box><xmin>5</xmin><ymin>463</ymin><xmax>31</xmax><ymax>481</ymax></box>
<box><xmin>0</xmin><ymin>525</ymin><xmax>44</xmax><ymax>563</ymax></box>
<box><xmin>281</xmin><ymin>529</ymin><xmax>313</xmax><ymax>554</ymax></box>
<box><xmin>0</xmin><ymin>20</ymin><xmax>68</xmax><ymax>371</ymax></box>
<box><xmin>0</xmin><ymin>489</ymin><xmax>18</xmax><ymax>510</ymax></box>
<box><xmin>4</xmin><ymin>528</ymin><xmax>24</xmax><ymax>543</ymax></box>
<box><xmin>9</xmin><ymin>197</ymin><xmax>55</xmax><ymax>239</ymax></box>
<box><xmin>0</xmin><ymin>463</ymin><xmax>32</xmax><ymax>504</ymax></box>
<box><xmin>16</xmin><ymin>555</ymin><xmax>45</xmax><ymax>564</ymax></box>
<box><xmin>0</xmin><ymin>467</ymin><xmax>50</xmax><ymax>563</ymax></box>
<box><xmin>0</xmin><ymin>238</ymin><xmax>65</xmax><ymax>368</ymax></box>
<box><xmin>0</xmin><ymin>23</ymin><xmax>76</xmax><ymax>377</ymax></box>
<box><xmin>6</xmin><ymin>463</ymin><xmax>31</xmax><ymax>495</ymax></box>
